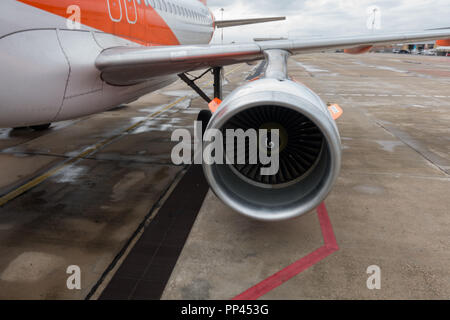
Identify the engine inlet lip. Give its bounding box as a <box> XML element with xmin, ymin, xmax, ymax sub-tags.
<box><xmin>205</xmin><ymin>95</ymin><xmax>340</xmax><ymax>174</ymax></box>
<box><xmin>203</xmin><ymin>88</ymin><xmax>342</xmax><ymax>221</ymax></box>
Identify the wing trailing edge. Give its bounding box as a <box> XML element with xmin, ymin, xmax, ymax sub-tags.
<box><xmin>215</xmin><ymin>17</ymin><xmax>286</xmax><ymax>28</ymax></box>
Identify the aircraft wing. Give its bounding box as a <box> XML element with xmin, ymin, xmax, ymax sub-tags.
<box><xmin>96</xmin><ymin>29</ymin><xmax>450</xmax><ymax>86</ymax></box>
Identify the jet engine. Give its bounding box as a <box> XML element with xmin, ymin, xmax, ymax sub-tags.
<box><xmin>202</xmin><ymin>52</ymin><xmax>341</xmax><ymax>221</ymax></box>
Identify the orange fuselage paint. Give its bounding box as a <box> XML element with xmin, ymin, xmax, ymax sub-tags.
<box><xmin>18</xmin><ymin>0</ymin><xmax>180</xmax><ymax>46</ymax></box>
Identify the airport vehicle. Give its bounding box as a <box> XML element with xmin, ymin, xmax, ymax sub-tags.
<box><xmin>423</xmin><ymin>49</ymin><xmax>436</xmax><ymax>56</ymax></box>
<box><xmin>1</xmin><ymin>0</ymin><xmax>450</xmax><ymax>220</ymax></box>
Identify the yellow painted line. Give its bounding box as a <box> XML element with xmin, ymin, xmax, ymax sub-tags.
<box><xmin>0</xmin><ymin>97</ymin><xmax>186</xmax><ymax>207</ymax></box>
<box><xmin>0</xmin><ymin>64</ymin><xmax>245</xmax><ymax>207</ymax></box>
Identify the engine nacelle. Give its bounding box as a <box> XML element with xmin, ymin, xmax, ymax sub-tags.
<box><xmin>202</xmin><ymin>78</ymin><xmax>342</xmax><ymax>221</ymax></box>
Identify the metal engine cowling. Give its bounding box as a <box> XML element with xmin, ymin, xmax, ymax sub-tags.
<box><xmin>202</xmin><ymin>77</ymin><xmax>342</xmax><ymax>221</ymax></box>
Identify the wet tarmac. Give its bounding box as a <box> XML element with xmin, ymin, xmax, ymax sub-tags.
<box><xmin>0</xmin><ymin>53</ymin><xmax>449</xmax><ymax>299</ymax></box>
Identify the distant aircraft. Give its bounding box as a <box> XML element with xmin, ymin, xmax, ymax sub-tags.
<box><xmin>436</xmin><ymin>39</ymin><xmax>450</xmax><ymax>55</ymax></box>
<box><xmin>1</xmin><ymin>0</ymin><xmax>449</xmax><ymax>220</ymax></box>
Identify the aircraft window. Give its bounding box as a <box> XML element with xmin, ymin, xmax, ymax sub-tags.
<box><xmin>167</xmin><ymin>2</ymin><xmax>173</xmax><ymax>14</ymax></box>
<box><xmin>175</xmin><ymin>5</ymin><xmax>181</xmax><ymax>15</ymax></box>
<box><xmin>161</xmin><ymin>0</ymin><xmax>167</xmax><ymax>12</ymax></box>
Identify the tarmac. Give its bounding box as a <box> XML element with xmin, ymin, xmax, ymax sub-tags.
<box><xmin>0</xmin><ymin>53</ymin><xmax>448</xmax><ymax>299</ymax></box>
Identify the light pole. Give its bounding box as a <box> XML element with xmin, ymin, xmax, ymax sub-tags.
<box><xmin>371</xmin><ymin>8</ymin><xmax>378</xmax><ymax>32</ymax></box>
<box><xmin>220</xmin><ymin>8</ymin><xmax>224</xmax><ymax>44</ymax></box>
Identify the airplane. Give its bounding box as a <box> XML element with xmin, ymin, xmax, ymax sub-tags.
<box><xmin>1</xmin><ymin>0</ymin><xmax>449</xmax><ymax>221</ymax></box>
<box><xmin>436</xmin><ymin>39</ymin><xmax>450</xmax><ymax>55</ymax></box>
<box><xmin>427</xmin><ymin>27</ymin><xmax>450</xmax><ymax>55</ymax></box>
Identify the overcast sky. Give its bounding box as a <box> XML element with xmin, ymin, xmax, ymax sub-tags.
<box><xmin>208</xmin><ymin>0</ymin><xmax>450</xmax><ymax>43</ymax></box>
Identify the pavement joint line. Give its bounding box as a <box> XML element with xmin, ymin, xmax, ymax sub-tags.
<box><xmin>0</xmin><ymin>150</ymin><xmax>176</xmax><ymax>167</ymax></box>
<box><xmin>345</xmin><ymin>171</ymin><xmax>450</xmax><ymax>181</ymax></box>
<box><xmin>85</xmin><ymin>166</ymin><xmax>189</xmax><ymax>300</ymax></box>
<box><xmin>373</xmin><ymin>120</ymin><xmax>449</xmax><ymax>176</ymax></box>
<box><xmin>0</xmin><ymin>65</ymin><xmax>243</xmax><ymax>207</ymax></box>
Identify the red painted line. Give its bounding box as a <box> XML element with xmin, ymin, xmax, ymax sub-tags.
<box><xmin>232</xmin><ymin>202</ymin><xmax>338</xmax><ymax>300</ymax></box>
<box><xmin>317</xmin><ymin>202</ymin><xmax>339</xmax><ymax>250</ymax></box>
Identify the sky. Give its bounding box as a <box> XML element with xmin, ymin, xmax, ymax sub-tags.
<box><xmin>208</xmin><ymin>0</ymin><xmax>450</xmax><ymax>43</ymax></box>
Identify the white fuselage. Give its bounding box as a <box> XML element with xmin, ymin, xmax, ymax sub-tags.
<box><xmin>0</xmin><ymin>0</ymin><xmax>215</xmax><ymax>127</ymax></box>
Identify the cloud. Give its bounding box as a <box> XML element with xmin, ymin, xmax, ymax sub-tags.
<box><xmin>208</xmin><ymin>0</ymin><xmax>450</xmax><ymax>43</ymax></box>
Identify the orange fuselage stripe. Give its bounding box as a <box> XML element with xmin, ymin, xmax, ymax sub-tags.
<box><xmin>18</xmin><ymin>0</ymin><xmax>180</xmax><ymax>46</ymax></box>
